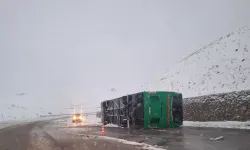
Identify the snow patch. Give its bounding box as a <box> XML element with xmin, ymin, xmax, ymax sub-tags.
<box><xmin>104</xmin><ymin>124</ymin><xmax>119</xmax><ymax>127</ymax></box>
<box><xmin>183</xmin><ymin>121</ymin><xmax>250</xmax><ymax>129</ymax></box>
<box><xmin>0</xmin><ymin>116</ymin><xmax>64</xmax><ymax>130</ymax></box>
<box><xmin>84</xmin><ymin>115</ymin><xmax>102</xmax><ymax>126</ymax></box>
<box><xmin>0</xmin><ymin>122</ymin><xmax>15</xmax><ymax>130</ymax></box>
<box><xmin>98</xmin><ymin>136</ymin><xmax>165</xmax><ymax>150</ymax></box>
<box><xmin>210</xmin><ymin>136</ymin><xmax>224</xmax><ymax>141</ymax></box>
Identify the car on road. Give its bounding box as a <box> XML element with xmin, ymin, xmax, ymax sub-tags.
<box><xmin>72</xmin><ymin>113</ymin><xmax>83</xmax><ymax>124</ymax></box>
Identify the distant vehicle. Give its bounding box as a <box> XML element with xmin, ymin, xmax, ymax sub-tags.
<box><xmin>72</xmin><ymin>113</ymin><xmax>83</xmax><ymax>123</ymax></box>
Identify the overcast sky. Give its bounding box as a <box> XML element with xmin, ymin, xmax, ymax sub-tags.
<box><xmin>0</xmin><ymin>0</ymin><xmax>250</xmax><ymax>112</ymax></box>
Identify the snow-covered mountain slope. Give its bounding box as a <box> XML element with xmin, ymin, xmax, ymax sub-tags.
<box><xmin>141</xmin><ymin>26</ymin><xmax>250</xmax><ymax>98</ymax></box>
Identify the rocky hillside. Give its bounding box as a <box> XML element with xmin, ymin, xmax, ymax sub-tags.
<box><xmin>183</xmin><ymin>90</ymin><xmax>250</xmax><ymax>121</ymax></box>
<box><xmin>141</xmin><ymin>26</ymin><xmax>250</xmax><ymax>98</ymax></box>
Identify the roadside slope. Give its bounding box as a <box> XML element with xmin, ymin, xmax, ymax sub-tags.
<box><xmin>141</xmin><ymin>26</ymin><xmax>250</xmax><ymax>98</ymax></box>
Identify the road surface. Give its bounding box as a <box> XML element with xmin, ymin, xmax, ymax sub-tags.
<box><xmin>0</xmin><ymin>118</ymin><xmax>250</xmax><ymax>150</ymax></box>
<box><xmin>0</xmin><ymin>120</ymin><xmax>140</xmax><ymax>150</ymax></box>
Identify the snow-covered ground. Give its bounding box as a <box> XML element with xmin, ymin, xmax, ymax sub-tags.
<box><xmin>84</xmin><ymin>115</ymin><xmax>102</xmax><ymax>126</ymax></box>
<box><xmin>139</xmin><ymin>26</ymin><xmax>250</xmax><ymax>98</ymax></box>
<box><xmin>98</xmin><ymin>136</ymin><xmax>165</xmax><ymax>150</ymax></box>
<box><xmin>183</xmin><ymin>121</ymin><xmax>250</xmax><ymax>129</ymax></box>
<box><xmin>0</xmin><ymin>116</ymin><xmax>65</xmax><ymax>130</ymax></box>
<box><xmin>104</xmin><ymin>123</ymin><xmax>119</xmax><ymax>127</ymax></box>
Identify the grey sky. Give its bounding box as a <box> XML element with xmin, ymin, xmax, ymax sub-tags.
<box><xmin>0</xmin><ymin>0</ymin><xmax>250</xmax><ymax>113</ymax></box>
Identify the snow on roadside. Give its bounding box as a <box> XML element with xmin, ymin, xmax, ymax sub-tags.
<box><xmin>29</xmin><ymin>126</ymin><xmax>56</xmax><ymax>149</ymax></box>
<box><xmin>84</xmin><ymin>115</ymin><xmax>101</xmax><ymax>126</ymax></box>
<box><xmin>0</xmin><ymin>122</ymin><xmax>15</xmax><ymax>130</ymax></box>
<box><xmin>104</xmin><ymin>124</ymin><xmax>119</xmax><ymax>127</ymax></box>
<box><xmin>98</xmin><ymin>136</ymin><xmax>165</xmax><ymax>150</ymax></box>
<box><xmin>0</xmin><ymin>116</ymin><xmax>65</xmax><ymax>130</ymax></box>
<box><xmin>183</xmin><ymin>121</ymin><xmax>250</xmax><ymax>129</ymax></box>
<box><xmin>0</xmin><ymin>120</ymin><xmax>31</xmax><ymax>130</ymax></box>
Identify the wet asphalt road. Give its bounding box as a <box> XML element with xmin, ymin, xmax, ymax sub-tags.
<box><xmin>0</xmin><ymin>118</ymin><xmax>250</xmax><ymax>150</ymax></box>
<box><xmin>99</xmin><ymin>126</ymin><xmax>250</xmax><ymax>150</ymax></box>
<box><xmin>62</xmin><ymin>121</ymin><xmax>250</xmax><ymax>150</ymax></box>
<box><xmin>0</xmin><ymin>120</ymin><xmax>140</xmax><ymax>150</ymax></box>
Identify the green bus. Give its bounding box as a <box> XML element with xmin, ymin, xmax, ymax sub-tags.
<box><xmin>101</xmin><ymin>91</ymin><xmax>183</xmax><ymax>129</ymax></box>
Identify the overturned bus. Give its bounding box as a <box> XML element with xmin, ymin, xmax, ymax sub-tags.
<box><xmin>101</xmin><ymin>91</ymin><xmax>183</xmax><ymax>129</ymax></box>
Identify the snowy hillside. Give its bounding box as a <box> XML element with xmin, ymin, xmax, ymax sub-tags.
<box><xmin>141</xmin><ymin>26</ymin><xmax>250</xmax><ymax>98</ymax></box>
